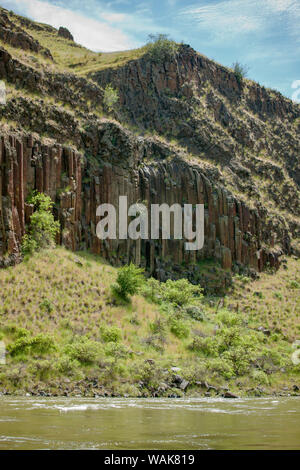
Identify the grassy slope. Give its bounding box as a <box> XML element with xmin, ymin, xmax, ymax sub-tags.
<box><xmin>0</xmin><ymin>248</ymin><xmax>299</xmax><ymax>397</ymax></box>
<box><xmin>2</xmin><ymin>8</ymin><xmax>145</xmax><ymax>75</ymax></box>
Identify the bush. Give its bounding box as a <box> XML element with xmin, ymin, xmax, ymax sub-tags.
<box><xmin>140</xmin><ymin>278</ymin><xmax>162</xmax><ymax>303</ymax></box>
<box><xmin>216</xmin><ymin>310</ymin><xmax>242</xmax><ymax>327</ymax></box>
<box><xmin>40</xmin><ymin>299</ymin><xmax>54</xmax><ymax>314</ymax></box>
<box><xmin>251</xmin><ymin>369</ymin><xmax>270</xmax><ymax>385</ymax></box>
<box><xmin>29</xmin><ymin>359</ymin><xmax>53</xmax><ymax>381</ymax></box>
<box><xmin>64</xmin><ymin>337</ymin><xmax>102</xmax><ymax>364</ymax></box>
<box><xmin>145</xmin><ymin>34</ymin><xmax>179</xmax><ymax>63</ymax></box>
<box><xmin>103</xmin><ymin>84</ymin><xmax>119</xmax><ymax>111</ymax></box>
<box><xmin>184</xmin><ymin>305</ymin><xmax>205</xmax><ymax>321</ymax></box>
<box><xmin>8</xmin><ymin>333</ymin><xmax>56</xmax><ymax>357</ymax></box>
<box><xmin>169</xmin><ymin>317</ymin><xmax>190</xmax><ymax>339</ymax></box>
<box><xmin>149</xmin><ymin>317</ymin><xmax>167</xmax><ymax>336</ymax></box>
<box><xmin>207</xmin><ymin>358</ymin><xmax>235</xmax><ymax>380</ymax></box>
<box><xmin>21</xmin><ymin>191</ymin><xmax>60</xmax><ymax>255</ymax></box>
<box><xmin>162</xmin><ymin>279</ymin><xmax>202</xmax><ymax>306</ymax></box>
<box><xmin>112</xmin><ymin>263</ymin><xmax>144</xmax><ymax>302</ymax></box>
<box><xmin>100</xmin><ymin>325</ymin><xmax>122</xmax><ymax>343</ymax></box>
<box><xmin>232</xmin><ymin>61</ymin><xmax>249</xmax><ymax>83</ymax></box>
<box><xmin>56</xmin><ymin>356</ymin><xmax>80</xmax><ymax>375</ymax></box>
<box><xmin>289</xmin><ymin>280</ymin><xmax>300</xmax><ymax>289</ymax></box>
<box><xmin>141</xmin><ymin>277</ymin><xmax>203</xmax><ymax>307</ymax></box>
<box><xmin>104</xmin><ymin>342</ymin><xmax>129</xmax><ymax>358</ymax></box>
<box><xmin>188</xmin><ymin>335</ymin><xmax>218</xmax><ymax>356</ymax></box>
<box><xmin>21</xmin><ymin>235</ymin><xmax>38</xmax><ymax>255</ymax></box>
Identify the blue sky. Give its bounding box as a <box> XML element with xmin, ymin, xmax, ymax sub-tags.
<box><xmin>1</xmin><ymin>0</ymin><xmax>300</xmax><ymax>99</ymax></box>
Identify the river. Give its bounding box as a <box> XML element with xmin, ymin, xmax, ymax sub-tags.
<box><xmin>0</xmin><ymin>397</ymin><xmax>299</xmax><ymax>450</ymax></box>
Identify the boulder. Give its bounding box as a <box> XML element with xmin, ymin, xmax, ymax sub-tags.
<box><xmin>58</xmin><ymin>27</ymin><xmax>74</xmax><ymax>41</ymax></box>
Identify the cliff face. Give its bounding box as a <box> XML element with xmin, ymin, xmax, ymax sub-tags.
<box><xmin>92</xmin><ymin>46</ymin><xmax>300</xmax><ymax>214</ymax></box>
<box><xmin>0</xmin><ymin>8</ymin><xmax>299</xmax><ymax>280</ymax></box>
<box><xmin>0</xmin><ymin>124</ymin><xmax>283</xmax><ymax>283</ymax></box>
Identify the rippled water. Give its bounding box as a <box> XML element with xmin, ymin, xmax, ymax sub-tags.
<box><xmin>0</xmin><ymin>397</ymin><xmax>299</xmax><ymax>449</ymax></box>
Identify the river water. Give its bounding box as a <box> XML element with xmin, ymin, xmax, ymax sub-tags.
<box><xmin>0</xmin><ymin>397</ymin><xmax>299</xmax><ymax>450</ymax></box>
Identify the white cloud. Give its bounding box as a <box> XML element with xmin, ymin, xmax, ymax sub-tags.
<box><xmin>3</xmin><ymin>0</ymin><xmax>135</xmax><ymax>51</ymax></box>
<box><xmin>181</xmin><ymin>0</ymin><xmax>300</xmax><ymax>41</ymax></box>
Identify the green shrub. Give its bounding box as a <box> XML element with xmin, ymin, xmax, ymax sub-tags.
<box><xmin>104</xmin><ymin>342</ymin><xmax>129</xmax><ymax>358</ymax></box>
<box><xmin>184</xmin><ymin>305</ymin><xmax>205</xmax><ymax>321</ymax></box>
<box><xmin>64</xmin><ymin>337</ymin><xmax>101</xmax><ymax>364</ymax></box>
<box><xmin>149</xmin><ymin>317</ymin><xmax>167</xmax><ymax>336</ymax></box>
<box><xmin>289</xmin><ymin>280</ymin><xmax>300</xmax><ymax>289</ymax></box>
<box><xmin>21</xmin><ymin>235</ymin><xmax>38</xmax><ymax>255</ymax></box>
<box><xmin>8</xmin><ymin>333</ymin><xmax>56</xmax><ymax>357</ymax></box>
<box><xmin>169</xmin><ymin>317</ymin><xmax>190</xmax><ymax>339</ymax></box>
<box><xmin>40</xmin><ymin>299</ymin><xmax>54</xmax><ymax>314</ymax></box>
<box><xmin>251</xmin><ymin>369</ymin><xmax>270</xmax><ymax>385</ymax></box>
<box><xmin>145</xmin><ymin>34</ymin><xmax>179</xmax><ymax>63</ymax></box>
<box><xmin>14</xmin><ymin>327</ymin><xmax>31</xmax><ymax>339</ymax></box>
<box><xmin>141</xmin><ymin>277</ymin><xmax>203</xmax><ymax>307</ymax></box>
<box><xmin>207</xmin><ymin>358</ymin><xmax>235</xmax><ymax>379</ymax></box>
<box><xmin>232</xmin><ymin>61</ymin><xmax>249</xmax><ymax>83</ymax></box>
<box><xmin>162</xmin><ymin>279</ymin><xmax>202</xmax><ymax>306</ymax></box>
<box><xmin>216</xmin><ymin>310</ymin><xmax>242</xmax><ymax>327</ymax></box>
<box><xmin>133</xmin><ymin>360</ymin><xmax>165</xmax><ymax>391</ymax></box>
<box><xmin>188</xmin><ymin>335</ymin><xmax>218</xmax><ymax>356</ymax></box>
<box><xmin>140</xmin><ymin>277</ymin><xmax>162</xmax><ymax>303</ymax></box>
<box><xmin>21</xmin><ymin>191</ymin><xmax>60</xmax><ymax>255</ymax></box>
<box><xmin>29</xmin><ymin>359</ymin><xmax>53</xmax><ymax>381</ymax></box>
<box><xmin>103</xmin><ymin>84</ymin><xmax>119</xmax><ymax>111</ymax></box>
<box><xmin>100</xmin><ymin>325</ymin><xmax>122</xmax><ymax>343</ymax></box>
<box><xmin>112</xmin><ymin>263</ymin><xmax>144</xmax><ymax>302</ymax></box>
<box><xmin>222</xmin><ymin>347</ymin><xmax>251</xmax><ymax>375</ymax></box>
<box><xmin>56</xmin><ymin>356</ymin><xmax>80</xmax><ymax>375</ymax></box>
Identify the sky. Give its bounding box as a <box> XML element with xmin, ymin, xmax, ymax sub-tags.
<box><xmin>1</xmin><ymin>0</ymin><xmax>300</xmax><ymax>99</ymax></box>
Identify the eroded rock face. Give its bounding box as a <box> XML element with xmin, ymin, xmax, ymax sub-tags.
<box><xmin>0</xmin><ymin>10</ymin><xmax>53</xmax><ymax>59</ymax></box>
<box><xmin>0</xmin><ymin>47</ymin><xmax>103</xmax><ymax>112</ymax></box>
<box><xmin>0</xmin><ymin>127</ymin><xmax>283</xmax><ymax>275</ymax></box>
<box><xmin>0</xmin><ymin>32</ymin><xmax>297</xmax><ymax>278</ymax></box>
<box><xmin>92</xmin><ymin>45</ymin><xmax>300</xmax><ymax>207</ymax></box>
<box><xmin>58</xmin><ymin>27</ymin><xmax>74</xmax><ymax>41</ymax></box>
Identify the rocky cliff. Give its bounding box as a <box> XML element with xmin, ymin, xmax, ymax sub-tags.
<box><xmin>0</xmin><ymin>123</ymin><xmax>284</xmax><ymax>281</ymax></box>
<box><xmin>0</xmin><ymin>7</ymin><xmax>299</xmax><ymax>283</ymax></box>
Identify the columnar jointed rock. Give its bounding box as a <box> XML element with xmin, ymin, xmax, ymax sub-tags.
<box><xmin>0</xmin><ymin>129</ymin><xmax>283</xmax><ymax>275</ymax></box>
<box><xmin>0</xmin><ymin>133</ymin><xmax>82</xmax><ymax>266</ymax></box>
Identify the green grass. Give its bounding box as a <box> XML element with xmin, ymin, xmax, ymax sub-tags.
<box><xmin>0</xmin><ymin>247</ymin><xmax>299</xmax><ymax>397</ymax></box>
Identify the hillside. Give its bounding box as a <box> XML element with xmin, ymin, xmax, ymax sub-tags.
<box><xmin>0</xmin><ymin>6</ymin><xmax>299</xmax><ymax>279</ymax></box>
<box><xmin>0</xmin><ymin>6</ymin><xmax>299</xmax><ymax>397</ymax></box>
<box><xmin>0</xmin><ymin>247</ymin><xmax>299</xmax><ymax>397</ymax></box>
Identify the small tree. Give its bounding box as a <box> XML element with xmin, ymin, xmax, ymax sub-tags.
<box><xmin>103</xmin><ymin>84</ymin><xmax>119</xmax><ymax>111</ymax></box>
<box><xmin>145</xmin><ymin>33</ymin><xmax>179</xmax><ymax>63</ymax></box>
<box><xmin>232</xmin><ymin>61</ymin><xmax>249</xmax><ymax>84</ymax></box>
<box><xmin>112</xmin><ymin>263</ymin><xmax>144</xmax><ymax>302</ymax></box>
<box><xmin>162</xmin><ymin>278</ymin><xmax>202</xmax><ymax>306</ymax></box>
<box><xmin>21</xmin><ymin>191</ymin><xmax>60</xmax><ymax>255</ymax></box>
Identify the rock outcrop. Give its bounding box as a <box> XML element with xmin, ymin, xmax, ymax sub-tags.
<box><xmin>0</xmin><ymin>10</ymin><xmax>53</xmax><ymax>59</ymax></box>
<box><xmin>0</xmin><ymin>126</ymin><xmax>283</xmax><ymax>277</ymax></box>
<box><xmin>58</xmin><ymin>27</ymin><xmax>74</xmax><ymax>41</ymax></box>
<box><xmin>0</xmin><ymin>9</ymin><xmax>298</xmax><ymax>281</ymax></box>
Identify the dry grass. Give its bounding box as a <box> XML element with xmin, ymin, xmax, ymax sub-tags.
<box><xmin>231</xmin><ymin>257</ymin><xmax>300</xmax><ymax>342</ymax></box>
<box><xmin>0</xmin><ymin>248</ymin><xmax>299</xmax><ymax>396</ymax></box>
